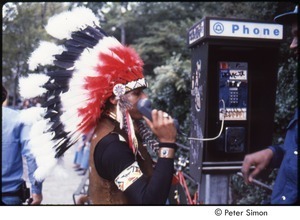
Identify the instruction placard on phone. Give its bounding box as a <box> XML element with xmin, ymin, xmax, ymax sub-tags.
<box><xmin>219</xmin><ymin>62</ymin><xmax>248</xmax><ymax>121</ymax></box>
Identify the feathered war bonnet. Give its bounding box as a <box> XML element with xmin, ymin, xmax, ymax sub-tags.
<box><xmin>19</xmin><ymin>7</ymin><xmax>146</xmax><ymax>181</ymax></box>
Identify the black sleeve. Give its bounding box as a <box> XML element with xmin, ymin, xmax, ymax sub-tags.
<box><xmin>94</xmin><ymin>134</ymin><xmax>175</xmax><ymax>204</ymax></box>
<box><xmin>94</xmin><ymin>133</ymin><xmax>135</xmax><ymax>180</ymax></box>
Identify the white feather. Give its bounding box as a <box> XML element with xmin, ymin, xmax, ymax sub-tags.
<box><xmin>29</xmin><ymin>119</ymin><xmax>52</xmax><ymax>140</ymax></box>
<box><xmin>45</xmin><ymin>7</ymin><xmax>100</xmax><ymax>40</ymax></box>
<box><xmin>19</xmin><ymin>74</ymin><xmax>50</xmax><ymax>99</ymax></box>
<box><xmin>61</xmin><ymin>90</ymin><xmax>89</xmax><ymax>108</ymax></box>
<box><xmin>57</xmin><ymin>37</ymin><xmax>122</xmax><ymax>135</ymax></box>
<box><xmin>34</xmin><ymin>153</ymin><xmax>69</xmax><ymax>181</ymax></box>
<box><xmin>33</xmin><ymin>155</ymin><xmax>69</xmax><ymax>182</ymax></box>
<box><xmin>32</xmin><ymin>137</ymin><xmax>74</xmax><ymax>181</ymax></box>
<box><xmin>73</xmin><ymin>37</ymin><xmax>121</xmax><ymax>77</ymax></box>
<box><xmin>29</xmin><ymin>133</ymin><xmax>56</xmax><ymax>181</ymax></box>
<box><xmin>33</xmin><ymin>161</ymin><xmax>57</xmax><ymax>182</ymax></box>
<box><xmin>28</xmin><ymin>41</ymin><xmax>65</xmax><ymax>71</ymax></box>
<box><xmin>51</xmin><ymin>160</ymin><xmax>69</xmax><ymax>179</ymax></box>
<box><xmin>61</xmin><ymin>112</ymin><xmax>84</xmax><ymax>133</ymax></box>
<box><xmin>19</xmin><ymin>107</ymin><xmax>46</xmax><ymax>125</ymax></box>
<box><xmin>67</xmin><ymin>130</ymin><xmax>82</xmax><ymax>147</ymax></box>
<box><xmin>29</xmin><ymin>132</ymin><xmax>71</xmax><ymax>181</ymax></box>
<box><xmin>30</xmin><ymin>132</ymin><xmax>55</xmax><ymax>150</ymax></box>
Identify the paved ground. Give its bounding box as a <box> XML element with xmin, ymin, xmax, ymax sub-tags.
<box><xmin>24</xmin><ymin>147</ymin><xmax>85</xmax><ymax>205</ymax></box>
<box><xmin>42</xmin><ymin>147</ymin><xmax>86</xmax><ymax>205</ymax></box>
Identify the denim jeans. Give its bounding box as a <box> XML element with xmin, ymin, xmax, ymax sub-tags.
<box><xmin>2</xmin><ymin>196</ymin><xmax>22</xmax><ymax>205</ymax></box>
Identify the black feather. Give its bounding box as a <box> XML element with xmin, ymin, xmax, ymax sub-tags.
<box><xmin>55</xmin><ymin>51</ymin><xmax>79</xmax><ymax>62</ymax></box>
<box><xmin>43</xmin><ymin>81</ymin><xmax>70</xmax><ymax>92</ymax></box>
<box><xmin>84</xmin><ymin>26</ymin><xmax>106</xmax><ymax>40</ymax></box>
<box><xmin>95</xmin><ymin>27</ymin><xmax>109</xmax><ymax>37</ymax></box>
<box><xmin>48</xmin><ymin>120</ymin><xmax>63</xmax><ymax>132</ymax></box>
<box><xmin>65</xmin><ymin>44</ymin><xmax>85</xmax><ymax>54</ymax></box>
<box><xmin>38</xmin><ymin>25</ymin><xmax>110</xmax><ymax>160</ymax></box>
<box><xmin>44</xmin><ymin>109</ymin><xmax>59</xmax><ymax>119</ymax></box>
<box><xmin>53</xmin><ymin>60</ymin><xmax>74</xmax><ymax>69</ymax></box>
<box><xmin>42</xmin><ymin>96</ymin><xmax>61</xmax><ymax>107</ymax></box>
<box><xmin>47</xmin><ymin>70</ymin><xmax>73</xmax><ymax>78</ymax></box>
<box><xmin>54</xmin><ymin>138</ymin><xmax>72</xmax><ymax>158</ymax></box>
<box><xmin>71</xmin><ymin>32</ymin><xmax>99</xmax><ymax>48</ymax></box>
<box><xmin>53</xmin><ymin>129</ymin><xmax>69</xmax><ymax>141</ymax></box>
<box><xmin>43</xmin><ymin>82</ymin><xmax>61</xmax><ymax>91</ymax></box>
<box><xmin>65</xmin><ymin>39</ymin><xmax>84</xmax><ymax>47</ymax></box>
<box><xmin>48</xmin><ymin>99</ymin><xmax>64</xmax><ymax>111</ymax></box>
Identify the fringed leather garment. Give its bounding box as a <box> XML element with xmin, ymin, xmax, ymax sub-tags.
<box><xmin>89</xmin><ymin>116</ymin><xmax>153</xmax><ymax>204</ymax></box>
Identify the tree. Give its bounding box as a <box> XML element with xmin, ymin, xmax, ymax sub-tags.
<box><xmin>2</xmin><ymin>2</ymin><xmax>67</xmax><ymax>106</ymax></box>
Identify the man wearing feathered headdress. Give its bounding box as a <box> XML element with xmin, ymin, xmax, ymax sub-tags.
<box><xmin>19</xmin><ymin>7</ymin><xmax>178</xmax><ymax>204</ymax></box>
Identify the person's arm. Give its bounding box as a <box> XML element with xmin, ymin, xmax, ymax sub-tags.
<box><xmin>20</xmin><ymin>120</ymin><xmax>43</xmax><ymax>204</ymax></box>
<box><xmin>267</xmin><ymin>144</ymin><xmax>285</xmax><ymax>168</ymax></box>
<box><xmin>96</xmin><ymin>109</ymin><xmax>177</xmax><ymax>204</ymax></box>
<box><xmin>95</xmin><ymin>136</ymin><xmax>175</xmax><ymax>204</ymax></box>
<box><xmin>241</xmin><ymin>148</ymin><xmax>274</xmax><ymax>184</ymax></box>
<box><xmin>125</xmin><ymin>142</ymin><xmax>175</xmax><ymax>203</ymax></box>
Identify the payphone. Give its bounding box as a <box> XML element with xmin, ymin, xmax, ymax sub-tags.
<box><xmin>187</xmin><ymin>17</ymin><xmax>283</xmax><ymax>185</ymax></box>
<box><xmin>219</xmin><ymin>61</ymin><xmax>248</xmax><ymax>154</ymax></box>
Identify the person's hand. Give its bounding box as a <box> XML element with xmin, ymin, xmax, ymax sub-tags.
<box><xmin>30</xmin><ymin>193</ymin><xmax>43</xmax><ymax>205</ymax></box>
<box><xmin>143</xmin><ymin>109</ymin><xmax>177</xmax><ymax>143</ymax></box>
<box><xmin>241</xmin><ymin>148</ymin><xmax>273</xmax><ymax>184</ymax></box>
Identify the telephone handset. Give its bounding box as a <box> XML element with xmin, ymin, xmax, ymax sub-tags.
<box><xmin>137</xmin><ymin>99</ymin><xmax>185</xmax><ymax>136</ymax></box>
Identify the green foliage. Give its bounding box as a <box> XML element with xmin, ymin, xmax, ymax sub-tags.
<box><xmin>152</xmin><ymin>54</ymin><xmax>190</xmax><ymax>94</ymax></box>
<box><xmin>146</xmin><ymin>54</ymin><xmax>191</xmax><ymax>143</ymax></box>
<box><xmin>230</xmin><ymin>170</ymin><xmax>278</xmax><ymax>204</ymax></box>
<box><xmin>200</xmin><ymin>2</ymin><xmax>278</xmax><ymax>21</ymax></box>
<box><xmin>274</xmin><ymin>57</ymin><xmax>298</xmax><ymax>141</ymax></box>
<box><xmin>2</xmin><ymin>2</ymin><xmax>68</xmax><ymax>105</ymax></box>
